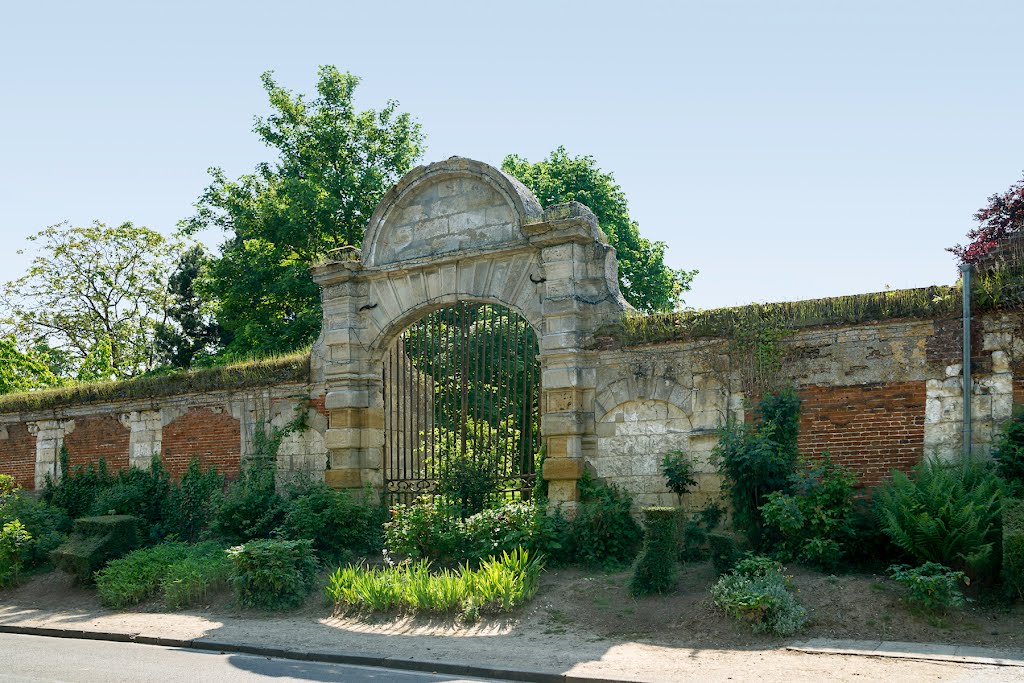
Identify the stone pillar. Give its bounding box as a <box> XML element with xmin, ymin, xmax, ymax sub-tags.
<box><xmin>313</xmin><ymin>261</ymin><xmax>384</xmax><ymax>493</ymax></box>
<box><xmin>120</xmin><ymin>410</ymin><xmax>163</xmax><ymax>470</ymax></box>
<box><xmin>528</xmin><ymin>204</ymin><xmax>630</xmax><ymax>510</ymax></box>
<box><xmin>30</xmin><ymin>419</ymin><xmax>74</xmax><ymax>489</ymax></box>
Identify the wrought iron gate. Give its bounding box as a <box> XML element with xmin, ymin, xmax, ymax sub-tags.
<box><xmin>383</xmin><ymin>302</ymin><xmax>540</xmax><ymax>506</ymax></box>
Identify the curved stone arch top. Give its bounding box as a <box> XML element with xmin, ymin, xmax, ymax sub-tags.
<box><xmin>311</xmin><ymin>157</ymin><xmax>630</xmax><ymax>509</ymax></box>
<box><xmin>362</xmin><ymin>157</ymin><xmax>543</xmax><ymax>268</ymax></box>
<box><xmin>361</xmin><ymin>250</ymin><xmax>545</xmax><ymax>364</ymax></box>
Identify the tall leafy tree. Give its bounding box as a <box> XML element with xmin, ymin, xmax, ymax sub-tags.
<box><xmin>502</xmin><ymin>147</ymin><xmax>697</xmax><ymax>312</ymax></box>
<box><xmin>155</xmin><ymin>245</ymin><xmax>222</xmax><ymax>368</ymax></box>
<box><xmin>182</xmin><ymin>66</ymin><xmax>425</xmax><ymax>357</ymax></box>
<box><xmin>1</xmin><ymin>221</ymin><xmax>178</xmax><ymax>379</ymax></box>
<box><xmin>0</xmin><ymin>336</ymin><xmax>59</xmax><ymax>394</ymax></box>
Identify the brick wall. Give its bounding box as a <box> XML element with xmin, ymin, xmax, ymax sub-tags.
<box><xmin>161</xmin><ymin>408</ymin><xmax>242</xmax><ymax>480</ymax></box>
<box><xmin>63</xmin><ymin>415</ymin><xmax>130</xmax><ymax>473</ymax></box>
<box><xmin>798</xmin><ymin>382</ymin><xmax>926</xmax><ymax>486</ymax></box>
<box><xmin>0</xmin><ymin>423</ymin><xmax>36</xmax><ymax>489</ymax></box>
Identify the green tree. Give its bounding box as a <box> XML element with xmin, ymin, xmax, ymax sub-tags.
<box><xmin>154</xmin><ymin>245</ymin><xmax>222</xmax><ymax>368</ymax></box>
<box><xmin>502</xmin><ymin>147</ymin><xmax>697</xmax><ymax>312</ymax></box>
<box><xmin>0</xmin><ymin>336</ymin><xmax>60</xmax><ymax>394</ymax></box>
<box><xmin>1</xmin><ymin>222</ymin><xmax>179</xmax><ymax>379</ymax></box>
<box><xmin>182</xmin><ymin>66</ymin><xmax>425</xmax><ymax>357</ymax></box>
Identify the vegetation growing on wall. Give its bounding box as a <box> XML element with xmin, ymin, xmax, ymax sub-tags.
<box><xmin>598</xmin><ymin>285</ymin><xmax>961</xmax><ymax>348</ymax></box>
<box><xmin>0</xmin><ymin>349</ymin><xmax>309</xmax><ymax>414</ymax></box>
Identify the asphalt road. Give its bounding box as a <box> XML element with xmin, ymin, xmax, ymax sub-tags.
<box><xmin>0</xmin><ymin>633</ymin><xmax>502</xmax><ymax>682</ymax></box>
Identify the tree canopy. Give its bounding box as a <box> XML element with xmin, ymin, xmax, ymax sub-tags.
<box><xmin>1</xmin><ymin>221</ymin><xmax>178</xmax><ymax>381</ymax></box>
<box><xmin>502</xmin><ymin>147</ymin><xmax>696</xmax><ymax>312</ymax></box>
<box><xmin>950</xmin><ymin>171</ymin><xmax>1024</xmax><ymax>265</ymax></box>
<box><xmin>182</xmin><ymin>66</ymin><xmax>425</xmax><ymax>357</ymax></box>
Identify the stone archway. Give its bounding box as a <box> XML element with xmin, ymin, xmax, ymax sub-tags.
<box><xmin>310</xmin><ymin>157</ymin><xmax>630</xmax><ymax>507</ymax></box>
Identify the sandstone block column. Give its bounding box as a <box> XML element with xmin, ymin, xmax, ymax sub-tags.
<box><xmin>30</xmin><ymin>419</ymin><xmax>74</xmax><ymax>489</ymax></box>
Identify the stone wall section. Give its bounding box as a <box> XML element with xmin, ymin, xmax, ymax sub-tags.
<box><xmin>593</xmin><ymin>312</ymin><xmax>1024</xmax><ymax>506</ymax></box>
<box><xmin>0</xmin><ymin>383</ymin><xmax>327</xmax><ymax>491</ymax></box>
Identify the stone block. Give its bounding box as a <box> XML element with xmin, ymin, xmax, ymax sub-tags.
<box><xmin>325</xmin><ymin>468</ymin><xmax>362</xmax><ymax>490</ymax></box>
<box><xmin>543</xmin><ymin>457</ymin><xmax>584</xmax><ymax>481</ymax></box>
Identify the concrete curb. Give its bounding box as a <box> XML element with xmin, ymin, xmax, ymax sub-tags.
<box><xmin>0</xmin><ymin>623</ymin><xmax>616</xmax><ymax>683</ymax></box>
<box><xmin>787</xmin><ymin>639</ymin><xmax>1024</xmax><ymax>668</ymax></box>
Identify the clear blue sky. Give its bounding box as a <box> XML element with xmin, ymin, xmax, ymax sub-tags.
<box><xmin>1</xmin><ymin>1</ymin><xmax>1022</xmax><ymax>310</ymax></box>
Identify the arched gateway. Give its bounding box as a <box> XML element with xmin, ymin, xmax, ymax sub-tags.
<box><xmin>310</xmin><ymin>158</ymin><xmax>629</xmax><ymax>507</ymax></box>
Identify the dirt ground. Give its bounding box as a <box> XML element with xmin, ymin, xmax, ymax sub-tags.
<box><xmin>5</xmin><ymin>560</ymin><xmax>1024</xmax><ymax>651</ymax></box>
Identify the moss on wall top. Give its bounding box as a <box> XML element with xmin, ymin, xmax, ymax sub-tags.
<box><xmin>596</xmin><ymin>285</ymin><xmax>963</xmax><ymax>348</ymax></box>
<box><xmin>0</xmin><ymin>351</ymin><xmax>312</xmax><ymax>415</ymax></box>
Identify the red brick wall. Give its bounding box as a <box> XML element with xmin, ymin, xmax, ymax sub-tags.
<box><xmin>798</xmin><ymin>382</ymin><xmax>926</xmax><ymax>487</ymax></box>
<box><xmin>64</xmin><ymin>415</ymin><xmax>130</xmax><ymax>473</ymax></box>
<box><xmin>0</xmin><ymin>424</ymin><xmax>36</xmax><ymax>490</ymax></box>
<box><xmin>161</xmin><ymin>408</ymin><xmax>241</xmax><ymax>480</ymax></box>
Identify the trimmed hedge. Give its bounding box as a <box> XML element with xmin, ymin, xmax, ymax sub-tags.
<box><xmin>50</xmin><ymin>515</ymin><xmax>141</xmax><ymax>583</ymax></box>
<box><xmin>630</xmin><ymin>507</ymin><xmax>679</xmax><ymax>596</ymax></box>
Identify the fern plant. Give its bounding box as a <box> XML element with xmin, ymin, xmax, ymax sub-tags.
<box><xmin>874</xmin><ymin>457</ymin><xmax>1003</xmax><ymax>578</ymax></box>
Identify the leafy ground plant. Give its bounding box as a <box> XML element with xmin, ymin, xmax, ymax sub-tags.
<box><xmin>325</xmin><ymin>547</ymin><xmax>543</xmax><ymax>621</ymax></box>
<box><xmin>888</xmin><ymin>562</ymin><xmax>969</xmax><ymax>613</ymax></box>
<box><xmin>227</xmin><ymin>538</ymin><xmax>317</xmax><ymax>610</ymax></box>
<box><xmin>874</xmin><ymin>456</ymin><xmax>1003</xmax><ymax>579</ymax></box>
<box><xmin>711</xmin><ymin>555</ymin><xmax>807</xmax><ymax>635</ymax></box>
<box><xmin>95</xmin><ymin>541</ymin><xmax>230</xmax><ymax>609</ymax></box>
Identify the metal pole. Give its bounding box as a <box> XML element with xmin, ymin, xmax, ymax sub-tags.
<box><xmin>961</xmin><ymin>263</ymin><xmax>973</xmax><ymax>459</ymax></box>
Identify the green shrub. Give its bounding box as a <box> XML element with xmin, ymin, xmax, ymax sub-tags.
<box><xmin>889</xmin><ymin>562</ymin><xmax>968</xmax><ymax>612</ymax></box>
<box><xmin>227</xmin><ymin>538</ymin><xmax>317</xmax><ymax>610</ymax></box>
<box><xmin>567</xmin><ymin>472</ymin><xmax>642</xmax><ymax>569</ymax></box>
<box><xmin>95</xmin><ymin>541</ymin><xmax>231</xmax><ymax>609</ymax></box>
<box><xmin>385</xmin><ymin>497</ymin><xmax>567</xmax><ymax>566</ymax></box>
<box><xmin>326</xmin><ymin>547</ymin><xmax>543</xmax><ymax>618</ymax></box>
<box><xmin>212</xmin><ymin>464</ymin><xmax>285</xmax><ymax>543</ymax></box>
<box><xmin>384</xmin><ymin>496</ymin><xmax>464</xmax><ymax>562</ymax></box>
<box><xmin>50</xmin><ymin>515</ymin><xmax>142</xmax><ymax>583</ymax></box>
<box><xmin>679</xmin><ymin>504</ymin><xmax>725</xmax><ymax>561</ymax></box>
<box><xmin>0</xmin><ymin>485</ymin><xmax>71</xmax><ymax>569</ymax></box>
<box><xmin>994</xmin><ymin>409</ymin><xmax>1024</xmax><ymax>493</ymax></box>
<box><xmin>163</xmin><ymin>459</ymin><xmax>224</xmax><ymax>543</ymax></box>
<box><xmin>711</xmin><ymin>554</ymin><xmax>806</xmax><ymax>635</ymax></box>
<box><xmin>90</xmin><ymin>457</ymin><xmax>171</xmax><ymax>538</ymax></box>
<box><xmin>708</xmin><ymin>532</ymin><xmax>741</xmax><ymax>575</ymax></box>
<box><xmin>630</xmin><ymin>507</ymin><xmax>679</xmax><ymax>596</ymax></box>
<box><xmin>759</xmin><ymin>455</ymin><xmax>859</xmax><ymax>569</ymax></box>
<box><xmin>714</xmin><ymin>388</ymin><xmax>801</xmax><ymax>546</ymax></box>
<box><xmin>96</xmin><ymin>542</ymin><xmax>191</xmax><ymax>608</ymax></box>
<box><xmin>660</xmin><ymin>451</ymin><xmax>697</xmax><ymax>503</ymax></box>
<box><xmin>0</xmin><ymin>520</ymin><xmax>32</xmax><ymax>587</ymax></box>
<box><xmin>159</xmin><ymin>545</ymin><xmax>232</xmax><ymax>609</ymax></box>
<box><xmin>875</xmin><ymin>457</ymin><xmax>1003</xmax><ymax>579</ymax></box>
<box><xmin>1003</xmin><ymin>499</ymin><xmax>1024</xmax><ymax>600</ymax></box>
<box><xmin>42</xmin><ymin>449</ymin><xmax>113</xmax><ymax>520</ymax></box>
<box><xmin>283</xmin><ymin>482</ymin><xmax>383</xmax><ymax>561</ymax></box>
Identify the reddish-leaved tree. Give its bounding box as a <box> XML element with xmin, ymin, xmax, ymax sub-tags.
<box><xmin>950</xmin><ymin>172</ymin><xmax>1024</xmax><ymax>265</ymax></box>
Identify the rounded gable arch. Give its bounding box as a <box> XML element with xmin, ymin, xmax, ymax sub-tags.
<box><xmin>361</xmin><ymin>157</ymin><xmax>543</xmax><ymax>268</ymax></box>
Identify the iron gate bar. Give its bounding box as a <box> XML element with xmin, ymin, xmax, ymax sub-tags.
<box><xmin>382</xmin><ymin>301</ymin><xmax>540</xmax><ymax>506</ymax></box>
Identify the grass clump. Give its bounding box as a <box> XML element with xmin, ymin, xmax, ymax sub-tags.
<box><xmin>95</xmin><ymin>541</ymin><xmax>230</xmax><ymax>609</ymax></box>
<box><xmin>325</xmin><ymin>547</ymin><xmax>543</xmax><ymax>621</ymax></box>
